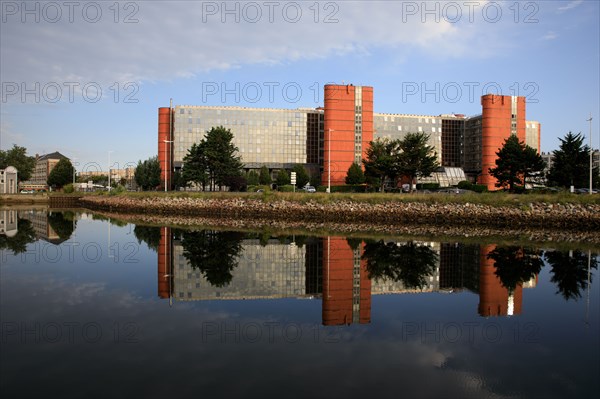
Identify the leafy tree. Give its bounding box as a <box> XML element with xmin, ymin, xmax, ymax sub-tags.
<box><xmin>363</xmin><ymin>138</ymin><xmax>400</xmax><ymax>192</ymax></box>
<box><xmin>291</xmin><ymin>164</ymin><xmax>310</xmax><ymax>188</ymax></box>
<box><xmin>134</xmin><ymin>156</ymin><xmax>161</xmax><ymax>191</ymax></box>
<box><xmin>259</xmin><ymin>165</ymin><xmax>271</xmax><ymax>185</ymax></box>
<box><xmin>225</xmin><ymin>175</ymin><xmax>247</xmax><ymax>192</ymax></box>
<box><xmin>180</xmin><ymin>229</ymin><xmax>245</xmax><ymax>287</ymax></box>
<box><xmin>363</xmin><ymin>240</ymin><xmax>438</xmax><ymax>290</ymax></box>
<box><xmin>0</xmin><ymin>145</ymin><xmax>35</xmax><ymax>182</ymax></box>
<box><xmin>488</xmin><ymin>135</ymin><xmax>544</xmax><ymax>192</ymax></box>
<box><xmin>487</xmin><ymin>246</ymin><xmax>544</xmax><ymax>293</ymax></box>
<box><xmin>247</xmin><ymin>170</ymin><xmax>260</xmax><ymax>186</ymax></box>
<box><xmin>133</xmin><ymin>225</ymin><xmax>162</xmax><ymax>252</ymax></box>
<box><xmin>544</xmin><ymin>250</ymin><xmax>598</xmax><ymax>301</ymax></box>
<box><xmin>345</xmin><ymin>162</ymin><xmax>366</xmax><ymax>185</ymax></box>
<box><xmin>204</xmin><ymin>126</ymin><xmax>244</xmax><ymax>190</ymax></box>
<box><xmin>276</xmin><ymin>169</ymin><xmax>290</xmax><ymax>186</ymax></box>
<box><xmin>182</xmin><ymin>142</ymin><xmax>209</xmax><ymax>189</ymax></box>
<box><xmin>47</xmin><ymin>158</ymin><xmax>75</xmax><ymax>188</ymax></box>
<box><xmin>397</xmin><ymin>132</ymin><xmax>440</xmax><ymax>188</ymax></box>
<box><xmin>547</xmin><ymin>132</ymin><xmax>595</xmax><ymax>188</ymax></box>
<box><xmin>182</xmin><ymin>127</ymin><xmax>244</xmax><ymax>191</ymax></box>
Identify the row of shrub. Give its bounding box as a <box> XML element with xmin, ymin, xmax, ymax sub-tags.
<box><xmin>457</xmin><ymin>181</ymin><xmax>488</xmax><ymax>193</ymax></box>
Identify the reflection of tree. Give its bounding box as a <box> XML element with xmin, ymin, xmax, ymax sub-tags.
<box><xmin>363</xmin><ymin>240</ymin><xmax>438</xmax><ymax>290</ymax></box>
<box><xmin>133</xmin><ymin>225</ymin><xmax>161</xmax><ymax>252</ymax></box>
<box><xmin>180</xmin><ymin>230</ymin><xmax>244</xmax><ymax>287</ymax></box>
<box><xmin>487</xmin><ymin>246</ymin><xmax>543</xmax><ymax>292</ymax></box>
<box><xmin>0</xmin><ymin>219</ymin><xmax>37</xmax><ymax>254</ymax></box>
<box><xmin>544</xmin><ymin>250</ymin><xmax>598</xmax><ymax>301</ymax></box>
<box><xmin>47</xmin><ymin>212</ymin><xmax>76</xmax><ymax>240</ymax></box>
<box><xmin>346</xmin><ymin>237</ymin><xmax>363</xmax><ymax>251</ymax></box>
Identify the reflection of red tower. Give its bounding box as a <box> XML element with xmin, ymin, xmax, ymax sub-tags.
<box><xmin>322</xmin><ymin>84</ymin><xmax>373</xmax><ymax>186</ymax></box>
<box><xmin>157</xmin><ymin>226</ymin><xmax>172</xmax><ymax>299</ymax></box>
<box><xmin>478</xmin><ymin>245</ymin><xmax>523</xmax><ymax>317</ymax></box>
<box><xmin>322</xmin><ymin>237</ymin><xmax>371</xmax><ymax>325</ymax></box>
<box><xmin>158</xmin><ymin>107</ymin><xmax>173</xmax><ymax>190</ymax></box>
<box><xmin>480</xmin><ymin>94</ymin><xmax>526</xmax><ymax>190</ymax></box>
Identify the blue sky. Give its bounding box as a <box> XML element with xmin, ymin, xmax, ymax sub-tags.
<box><xmin>1</xmin><ymin>0</ymin><xmax>599</xmax><ymax>170</ymax></box>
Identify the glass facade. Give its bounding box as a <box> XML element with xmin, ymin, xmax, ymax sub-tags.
<box><xmin>173</xmin><ymin>106</ymin><xmax>323</xmax><ymax>171</ymax></box>
<box><xmin>373</xmin><ymin>113</ymin><xmax>443</xmax><ymax>164</ymax></box>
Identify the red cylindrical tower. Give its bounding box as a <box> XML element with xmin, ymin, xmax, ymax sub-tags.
<box><xmin>158</xmin><ymin>107</ymin><xmax>172</xmax><ymax>190</ymax></box>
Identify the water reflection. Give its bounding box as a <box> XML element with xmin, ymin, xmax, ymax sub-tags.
<box><xmin>146</xmin><ymin>224</ymin><xmax>599</xmax><ymax>324</ymax></box>
<box><xmin>2</xmin><ymin>210</ymin><xmax>598</xmax><ymax>399</ymax></box>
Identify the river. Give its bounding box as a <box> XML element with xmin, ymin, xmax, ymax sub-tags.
<box><xmin>1</xmin><ymin>208</ymin><xmax>598</xmax><ymax>398</ymax></box>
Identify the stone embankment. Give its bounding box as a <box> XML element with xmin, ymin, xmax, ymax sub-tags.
<box><xmin>80</xmin><ymin>195</ymin><xmax>600</xmax><ymax>234</ymax></box>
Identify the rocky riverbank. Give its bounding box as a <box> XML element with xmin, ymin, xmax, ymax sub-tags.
<box><xmin>79</xmin><ymin>195</ymin><xmax>599</xmax><ymax>240</ymax></box>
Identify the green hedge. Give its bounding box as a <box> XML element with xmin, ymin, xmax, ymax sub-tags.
<box><xmin>416</xmin><ymin>183</ymin><xmax>440</xmax><ymax>190</ymax></box>
<box><xmin>457</xmin><ymin>181</ymin><xmax>488</xmax><ymax>193</ymax></box>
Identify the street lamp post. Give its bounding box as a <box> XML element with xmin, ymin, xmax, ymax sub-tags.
<box><xmin>163</xmin><ymin>140</ymin><xmax>174</xmax><ymax>192</ymax></box>
<box><xmin>587</xmin><ymin>114</ymin><xmax>593</xmax><ymax>195</ymax></box>
<box><xmin>327</xmin><ymin>128</ymin><xmax>334</xmax><ymax>194</ymax></box>
<box><xmin>108</xmin><ymin>151</ymin><xmax>113</xmax><ymax>190</ymax></box>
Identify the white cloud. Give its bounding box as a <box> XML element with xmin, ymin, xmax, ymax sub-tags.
<box><xmin>543</xmin><ymin>31</ymin><xmax>558</xmax><ymax>40</ymax></box>
<box><xmin>558</xmin><ymin>1</ymin><xmax>584</xmax><ymax>12</ymax></box>
<box><xmin>0</xmin><ymin>1</ymin><xmax>518</xmax><ymax>87</ymax></box>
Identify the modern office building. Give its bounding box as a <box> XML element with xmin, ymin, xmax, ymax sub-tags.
<box><xmin>158</xmin><ymin>85</ymin><xmax>541</xmax><ymax>190</ymax></box>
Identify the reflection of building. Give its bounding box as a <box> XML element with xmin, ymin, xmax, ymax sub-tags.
<box><xmin>0</xmin><ymin>210</ymin><xmax>18</xmax><ymax>237</ymax></box>
<box><xmin>157</xmin><ymin>233</ymin><xmax>538</xmax><ymax>321</ymax></box>
<box><xmin>1</xmin><ymin>166</ymin><xmax>18</xmax><ymax>194</ymax></box>
<box><xmin>478</xmin><ymin>245</ymin><xmax>523</xmax><ymax>317</ymax></box>
<box><xmin>160</xmin><ymin>228</ymin><xmax>322</xmax><ymax>301</ymax></box>
<box><xmin>160</xmin><ymin>87</ymin><xmax>541</xmax><ymax>191</ymax></box>
<box><xmin>322</xmin><ymin>237</ymin><xmax>371</xmax><ymax>325</ymax></box>
<box><xmin>18</xmin><ymin>210</ymin><xmax>66</xmax><ymax>244</ymax></box>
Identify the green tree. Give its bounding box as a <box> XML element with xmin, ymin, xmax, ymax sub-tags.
<box><xmin>247</xmin><ymin>170</ymin><xmax>260</xmax><ymax>186</ymax></box>
<box><xmin>204</xmin><ymin>126</ymin><xmax>244</xmax><ymax>190</ymax></box>
<box><xmin>276</xmin><ymin>169</ymin><xmax>290</xmax><ymax>186</ymax></box>
<box><xmin>47</xmin><ymin>158</ymin><xmax>75</xmax><ymax>188</ymax></box>
<box><xmin>0</xmin><ymin>145</ymin><xmax>36</xmax><ymax>182</ymax></box>
<box><xmin>134</xmin><ymin>156</ymin><xmax>161</xmax><ymax>190</ymax></box>
<box><xmin>259</xmin><ymin>165</ymin><xmax>272</xmax><ymax>185</ymax></box>
<box><xmin>397</xmin><ymin>132</ymin><xmax>440</xmax><ymax>188</ymax></box>
<box><xmin>363</xmin><ymin>138</ymin><xmax>400</xmax><ymax>192</ymax></box>
<box><xmin>547</xmin><ymin>132</ymin><xmax>594</xmax><ymax>188</ymax></box>
<box><xmin>345</xmin><ymin>162</ymin><xmax>366</xmax><ymax>185</ymax></box>
<box><xmin>182</xmin><ymin>142</ymin><xmax>209</xmax><ymax>189</ymax></box>
<box><xmin>489</xmin><ymin>135</ymin><xmax>544</xmax><ymax>192</ymax></box>
<box><xmin>291</xmin><ymin>164</ymin><xmax>310</xmax><ymax>188</ymax></box>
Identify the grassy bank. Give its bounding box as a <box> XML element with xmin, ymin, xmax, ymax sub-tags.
<box><xmin>86</xmin><ymin>190</ymin><xmax>600</xmax><ymax>208</ymax></box>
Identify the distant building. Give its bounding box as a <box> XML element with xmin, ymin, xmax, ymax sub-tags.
<box><xmin>20</xmin><ymin>151</ymin><xmax>69</xmax><ymax>190</ymax></box>
<box><xmin>0</xmin><ymin>166</ymin><xmax>18</xmax><ymax>194</ymax></box>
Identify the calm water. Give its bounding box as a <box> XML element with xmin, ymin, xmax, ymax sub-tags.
<box><xmin>1</xmin><ymin>209</ymin><xmax>599</xmax><ymax>399</ymax></box>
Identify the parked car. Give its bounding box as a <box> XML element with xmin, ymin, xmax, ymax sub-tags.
<box><xmin>303</xmin><ymin>185</ymin><xmax>316</xmax><ymax>193</ymax></box>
